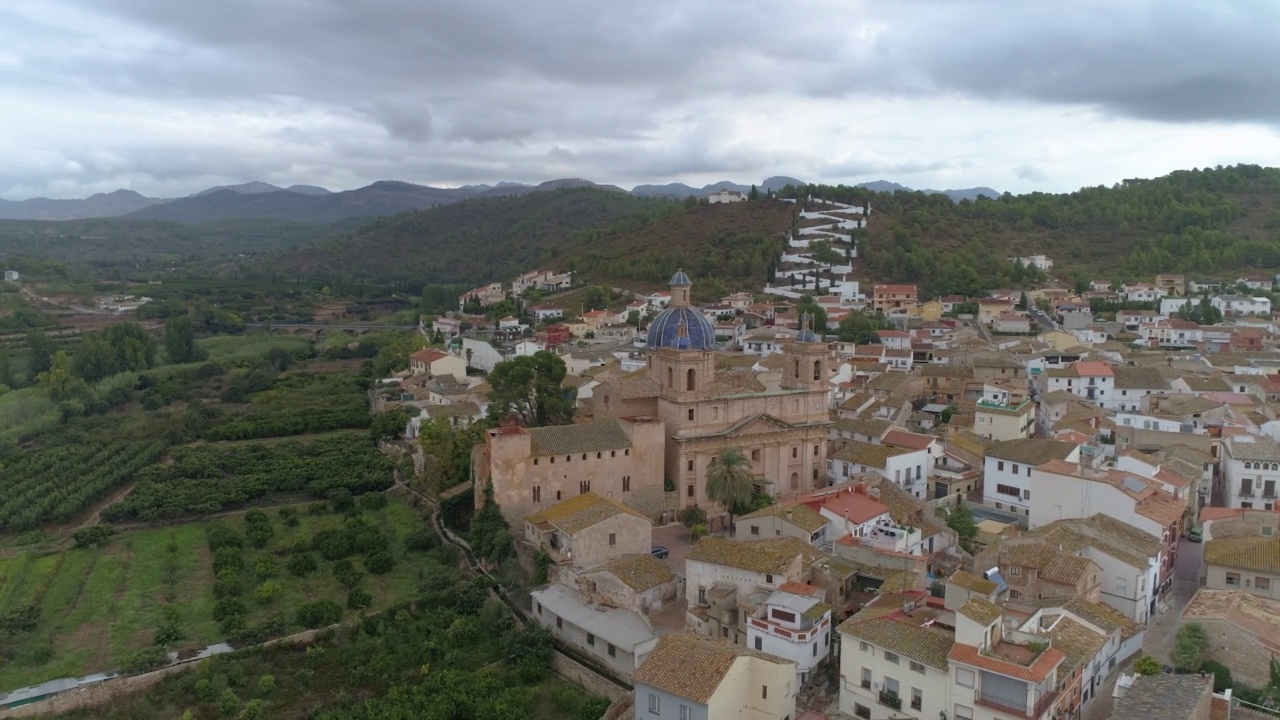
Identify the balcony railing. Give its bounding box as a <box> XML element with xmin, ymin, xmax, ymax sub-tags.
<box><xmin>974</xmin><ymin>690</ymin><xmax>1059</xmax><ymax>720</ymax></box>
<box><xmin>878</xmin><ymin>689</ymin><xmax>902</xmax><ymax>710</ymax></box>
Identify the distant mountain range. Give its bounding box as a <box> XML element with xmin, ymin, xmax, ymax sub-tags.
<box><xmin>0</xmin><ymin>175</ymin><xmax>1001</xmax><ymax>223</ymax></box>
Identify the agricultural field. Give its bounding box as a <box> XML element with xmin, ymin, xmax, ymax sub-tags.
<box><xmin>100</xmin><ymin>434</ymin><xmax>394</xmax><ymax>523</ymax></box>
<box><xmin>0</xmin><ymin>441</ymin><xmax>167</xmax><ymax>532</ymax></box>
<box><xmin>0</xmin><ymin>497</ymin><xmax>427</xmax><ymax>692</ymax></box>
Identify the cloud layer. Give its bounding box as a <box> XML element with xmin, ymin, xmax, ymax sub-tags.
<box><xmin>2</xmin><ymin>0</ymin><xmax>1279</xmax><ymax>199</ymax></box>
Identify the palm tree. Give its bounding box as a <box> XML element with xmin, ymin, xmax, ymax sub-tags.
<box><xmin>705</xmin><ymin>447</ymin><xmax>756</xmax><ymax>532</ymax></box>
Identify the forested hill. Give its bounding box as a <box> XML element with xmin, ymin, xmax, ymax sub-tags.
<box><xmin>264</xmin><ymin>188</ymin><xmax>797</xmax><ymax>291</ymax></box>
<box><xmin>778</xmin><ymin>164</ymin><xmax>1280</xmax><ymax>297</ymax></box>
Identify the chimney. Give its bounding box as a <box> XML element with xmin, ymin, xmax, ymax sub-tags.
<box><xmin>870</xmin><ymin>488</ymin><xmax>881</xmax><ymax>499</ymax></box>
<box><xmin>786</xmin><ymin>510</ymin><xmax>793</xmax><ymax>522</ymax></box>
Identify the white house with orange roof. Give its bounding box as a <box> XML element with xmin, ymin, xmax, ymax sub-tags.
<box><xmin>408</xmin><ymin>348</ymin><xmax>467</xmax><ymax>380</ymax></box>
<box><xmin>796</xmin><ymin>483</ymin><xmax>892</xmax><ymax>539</ymax></box>
<box><xmin>1041</xmin><ymin>361</ymin><xmax>1115</xmax><ymax>406</ymax></box>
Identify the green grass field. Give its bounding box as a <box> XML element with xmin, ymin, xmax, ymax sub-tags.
<box><xmin>0</xmin><ymin>497</ymin><xmax>427</xmax><ymax>691</ymax></box>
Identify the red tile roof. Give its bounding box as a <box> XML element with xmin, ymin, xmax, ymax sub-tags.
<box><xmin>1073</xmin><ymin>361</ymin><xmax>1114</xmax><ymax>377</ymax></box>
<box><xmin>410</xmin><ymin>349</ymin><xmax>449</xmax><ymax>364</ymax></box>
<box><xmin>882</xmin><ymin>429</ymin><xmax>936</xmax><ymax>451</ymax></box>
<box><xmin>949</xmin><ymin>642</ymin><xmax>1066</xmax><ymax>683</ymax></box>
<box><xmin>804</xmin><ymin>489</ymin><xmax>891</xmax><ymax>525</ymax></box>
<box><xmin>779</xmin><ymin>582</ymin><xmax>824</xmax><ymax>597</ymax></box>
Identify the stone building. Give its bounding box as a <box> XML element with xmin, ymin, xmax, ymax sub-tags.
<box><xmin>474</xmin><ymin>416</ymin><xmax>667</xmax><ymax>525</ymax></box>
<box><xmin>594</xmin><ymin>271</ymin><xmax>833</xmax><ymax>509</ymax></box>
<box><xmin>523</xmin><ymin>492</ymin><xmax>653</xmax><ymax>572</ymax></box>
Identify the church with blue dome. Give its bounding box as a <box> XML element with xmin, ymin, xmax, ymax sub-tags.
<box><xmin>645</xmin><ymin>270</ymin><xmax>718</xmax><ymax>352</ymax></box>
<box><xmin>589</xmin><ymin>270</ymin><xmax>834</xmax><ymax>515</ymax></box>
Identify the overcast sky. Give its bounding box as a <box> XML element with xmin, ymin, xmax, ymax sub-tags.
<box><xmin>3</xmin><ymin>0</ymin><xmax>1279</xmax><ymax>200</ymax></box>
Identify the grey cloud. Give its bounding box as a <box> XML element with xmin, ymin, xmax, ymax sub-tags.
<box><xmin>1016</xmin><ymin>165</ymin><xmax>1046</xmax><ymax>182</ymax></box>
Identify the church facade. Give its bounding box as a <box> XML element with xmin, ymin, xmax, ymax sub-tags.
<box><xmin>594</xmin><ymin>271</ymin><xmax>833</xmax><ymax>509</ymax></box>
<box><xmin>476</xmin><ymin>271</ymin><xmax>833</xmax><ymax>524</ymax></box>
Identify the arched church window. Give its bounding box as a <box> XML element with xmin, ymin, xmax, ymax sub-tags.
<box><xmin>813</xmin><ymin>360</ymin><xmax>822</xmax><ymax>381</ymax></box>
<box><xmin>687</xmin><ymin>368</ymin><xmax>697</xmax><ymax>391</ymax></box>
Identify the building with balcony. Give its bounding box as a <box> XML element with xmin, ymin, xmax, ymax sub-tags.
<box><xmin>1041</xmin><ymin>361</ymin><xmax>1116</xmax><ymax>407</ymax></box>
<box><xmin>685</xmin><ymin>536</ymin><xmax>820</xmax><ymax>645</ymax></box>
<box><xmin>828</xmin><ymin>441</ymin><xmax>930</xmax><ymax>499</ymax></box>
<box><xmin>872</xmin><ymin>284</ymin><xmax>919</xmax><ymax>314</ymax></box>
<box><xmin>948</xmin><ymin>595</ymin><xmax>1065</xmax><ymax>720</ymax></box>
<box><xmin>974</xmin><ymin>391</ymin><xmax>1037</xmax><ymax>443</ymax></box>
<box><xmin>837</xmin><ymin>590</ymin><xmax>956</xmax><ymax>720</ymax></box>
<box><xmin>1222</xmin><ymin>437</ymin><xmax>1280</xmax><ymax>510</ymax></box>
<box><xmin>746</xmin><ymin>584</ymin><xmax>833</xmax><ymax>686</ymax></box>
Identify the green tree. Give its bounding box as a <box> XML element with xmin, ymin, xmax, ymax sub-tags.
<box><xmin>37</xmin><ymin>350</ymin><xmax>86</xmax><ymax>402</ymax></box>
<box><xmin>582</xmin><ymin>285</ymin><xmax>612</xmax><ymax>311</ymax></box>
<box><xmin>796</xmin><ymin>298</ymin><xmax>828</xmax><ymax>334</ymax></box>
<box><xmin>26</xmin><ymin>329</ymin><xmax>56</xmax><ymax>378</ymax></box>
<box><xmin>1017</xmin><ymin>292</ymin><xmax>1029</xmax><ymax>311</ymax></box>
<box><xmin>1133</xmin><ymin>655</ymin><xmax>1162</xmax><ymax>675</ymax></box>
<box><xmin>370</xmin><ymin>408</ymin><xmax>409</xmax><ymax>442</ymax></box>
<box><xmin>836</xmin><ymin>309</ymin><xmax>889</xmax><ymax>344</ymax></box>
<box><xmin>940</xmin><ymin>504</ymin><xmax>978</xmax><ymax>553</ymax></box>
<box><xmin>486</xmin><ymin>351</ymin><xmax>575</xmax><ymax>427</ymax></box>
<box><xmin>705</xmin><ymin>447</ymin><xmax>756</xmax><ymax>527</ymax></box>
<box><xmin>164</xmin><ymin>315</ymin><xmax>204</xmax><ymax>363</ymax></box>
<box><xmin>1170</xmin><ymin>623</ymin><xmax>1208</xmax><ymax>672</ymax></box>
<box><xmin>748</xmin><ymin>184</ymin><xmax>760</xmax><ymax>201</ymax></box>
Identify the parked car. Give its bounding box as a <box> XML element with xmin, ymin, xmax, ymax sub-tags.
<box><xmin>651</xmin><ymin>546</ymin><xmax>669</xmax><ymax>559</ymax></box>
<box><xmin>1187</xmin><ymin>526</ymin><xmax>1203</xmax><ymax>543</ymax></box>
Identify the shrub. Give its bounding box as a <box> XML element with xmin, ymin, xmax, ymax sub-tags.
<box><xmin>332</xmin><ymin>559</ymin><xmax>363</xmax><ymax>589</ymax></box>
<box><xmin>365</xmin><ymin>551</ymin><xmax>395</xmax><ymax>575</ymax></box>
<box><xmin>255</xmin><ymin>580</ymin><xmax>282</xmax><ymax>605</ymax></box>
<box><xmin>213</xmin><ymin>546</ymin><xmax>245</xmax><ymax>574</ymax></box>
<box><xmin>312</xmin><ymin>529</ymin><xmax>355</xmax><ymax>561</ymax></box>
<box><xmin>287</xmin><ymin>553</ymin><xmax>318</xmax><ymax>577</ymax></box>
<box><xmin>254</xmin><ymin>556</ymin><xmax>278</xmax><ymax>579</ymax></box>
<box><xmin>679</xmin><ymin>505</ymin><xmax>707</xmax><ymax>529</ymax></box>
<box><xmin>219</xmin><ymin>688</ymin><xmax>239</xmax><ymax>717</ymax></box>
<box><xmin>1172</xmin><ymin>623</ymin><xmax>1209</xmax><ymax>672</ymax></box>
<box><xmin>214</xmin><ymin>598</ymin><xmax>247</xmax><ymax>622</ymax></box>
<box><xmin>296</xmin><ymin>599</ymin><xmax>343</xmax><ymax>629</ymax></box>
<box><xmin>347</xmin><ymin>588</ymin><xmax>373</xmax><ymax>610</ymax></box>
<box><xmin>278</xmin><ymin>506</ymin><xmax>300</xmax><ymax>527</ymax></box>
<box><xmin>329</xmin><ymin>488</ymin><xmax>354</xmax><ymax>513</ymax></box>
<box><xmin>206</xmin><ymin>523</ymin><xmax>244</xmax><ymax>552</ymax></box>
<box><xmin>358</xmin><ymin>492</ymin><xmax>387</xmax><ymax>511</ymax></box>
<box><xmin>1133</xmin><ymin>655</ymin><xmax>1163</xmax><ymax>675</ymax></box>
<box><xmin>689</xmin><ymin>523</ymin><xmax>709</xmax><ymax>542</ymax></box>
<box><xmin>404</xmin><ymin>527</ymin><xmax>437</xmax><ymax>552</ymax></box>
<box><xmin>73</xmin><ymin>525</ymin><xmax>117</xmax><ymax>548</ymax></box>
<box><xmin>1201</xmin><ymin>660</ymin><xmax>1233</xmax><ymax>692</ymax></box>
<box><xmin>125</xmin><ymin>645</ymin><xmax>171</xmax><ymax>673</ymax></box>
<box><xmin>258</xmin><ymin>675</ymin><xmax>275</xmax><ymax>696</ymax></box>
<box><xmin>213</xmin><ymin>568</ymin><xmax>244</xmax><ymax>598</ymax></box>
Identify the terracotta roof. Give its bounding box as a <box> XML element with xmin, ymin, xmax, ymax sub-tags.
<box><xmin>1205</xmin><ymin>535</ymin><xmax>1280</xmax><ymax>574</ymax></box>
<box><xmin>687</xmin><ymin>536</ymin><xmax>818</xmax><ymax>575</ymax></box>
<box><xmin>424</xmin><ymin>402</ymin><xmax>480</xmax><ymax>419</ymax></box>
<box><xmin>920</xmin><ymin>363</ymin><xmax>975</xmax><ymax>378</ymax></box>
<box><xmin>1018</xmin><ymin>515</ymin><xmax>1161</xmax><ymax>570</ymax></box>
<box><xmin>410</xmin><ymin>348</ymin><xmax>450</xmax><ymax>364</ymax></box>
<box><xmin>958</xmin><ymin>597</ymin><xmax>1001</xmax><ymax>624</ymax></box>
<box><xmin>988</xmin><ymin>438</ymin><xmax>1078</xmax><ymax>466</ymax></box>
<box><xmin>1225</xmin><ymin>437</ymin><xmax>1280</xmax><ymax>462</ymax></box>
<box><xmin>882</xmin><ymin>429</ymin><xmax>935</xmax><ymax>451</ymax></box>
<box><xmin>1016</xmin><ymin>596</ymin><xmax>1143</xmax><ymax>640</ymax></box>
<box><xmin>524</xmin><ymin>492</ymin><xmax>649</xmax><ymax>535</ymax></box>
<box><xmin>866</xmin><ymin>372</ymin><xmax>911</xmax><ymax>392</ymax></box>
<box><xmin>804</xmin><ymin>488</ymin><xmax>891</xmax><ymax>525</ymax></box>
<box><xmin>836</xmin><ymin>594</ymin><xmax>955</xmax><ymax>670</ymax></box>
<box><xmin>1072</xmin><ymin>361</ymin><xmax>1114</xmax><ymax>377</ymax></box>
<box><xmin>832</xmin><ymin>440</ymin><xmax>912</xmax><ymax>469</ymax></box>
<box><xmin>948</xmin><ymin>641</ymin><xmax>1065</xmax><ymax>683</ymax></box>
<box><xmin>999</xmin><ymin>543</ymin><xmax>1096</xmax><ymax>585</ymax></box>
<box><xmin>1048</xmin><ymin>616</ymin><xmax>1106</xmax><ymax>673</ymax></box>
<box><xmin>739</xmin><ymin>502</ymin><xmax>830</xmax><ymax>533</ymax></box>
<box><xmin>778</xmin><ymin>582</ymin><xmax>824</xmax><ymax>598</ymax></box>
<box><xmin>1112</xmin><ymin>366</ymin><xmax>1169</xmax><ymax>390</ymax></box>
<box><xmin>527</xmin><ymin>420</ymin><xmax>632</xmax><ymax>456</ymax></box>
<box><xmin>632</xmin><ymin>633</ymin><xmax>792</xmax><ymax>703</ymax></box>
<box><xmin>593</xmin><ymin>554</ymin><xmax>675</xmax><ymax>592</ymax></box>
<box><xmin>948</xmin><ymin>570</ymin><xmax>997</xmax><ymax>595</ymax></box>
<box><xmin>833</xmin><ymin>417</ymin><xmax>893</xmax><ymax>438</ymax></box>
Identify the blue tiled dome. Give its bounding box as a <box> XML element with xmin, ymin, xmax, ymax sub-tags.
<box><xmin>646</xmin><ymin>307</ymin><xmax>717</xmax><ymax>351</ymax></box>
<box><xmin>795</xmin><ymin>328</ymin><xmax>821</xmax><ymax>343</ymax></box>
<box><xmin>669</xmin><ymin>270</ymin><xmax>692</xmax><ymax>287</ymax></box>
